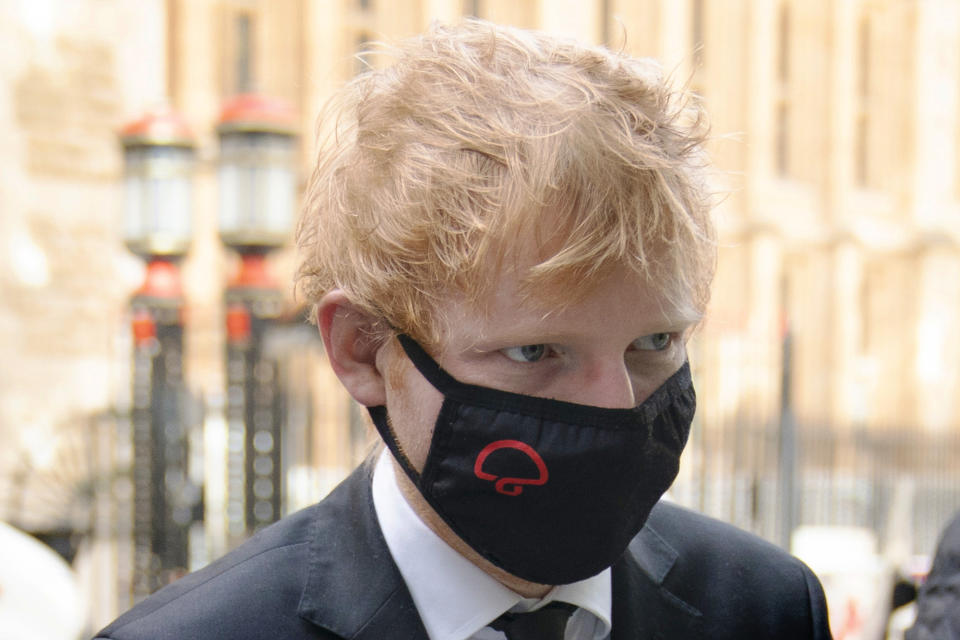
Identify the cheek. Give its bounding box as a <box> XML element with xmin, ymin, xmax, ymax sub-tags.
<box><xmin>384</xmin><ymin>360</ymin><xmax>444</xmax><ymax>472</ymax></box>
<box><xmin>629</xmin><ymin>347</ymin><xmax>689</xmax><ymax>404</ymax></box>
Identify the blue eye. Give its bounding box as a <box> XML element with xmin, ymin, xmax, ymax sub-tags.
<box><xmin>633</xmin><ymin>333</ymin><xmax>672</xmax><ymax>351</ymax></box>
<box><xmin>503</xmin><ymin>344</ymin><xmax>548</xmax><ymax>363</ymax></box>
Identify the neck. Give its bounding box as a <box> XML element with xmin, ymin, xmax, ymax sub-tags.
<box><xmin>392</xmin><ymin>458</ymin><xmax>554</xmax><ymax>599</ymax></box>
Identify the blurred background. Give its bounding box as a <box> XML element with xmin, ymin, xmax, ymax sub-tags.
<box><xmin>1</xmin><ymin>0</ymin><xmax>958</xmax><ymax>638</ymax></box>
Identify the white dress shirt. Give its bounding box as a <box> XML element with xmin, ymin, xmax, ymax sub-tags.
<box><xmin>371</xmin><ymin>450</ymin><xmax>612</xmax><ymax>640</ymax></box>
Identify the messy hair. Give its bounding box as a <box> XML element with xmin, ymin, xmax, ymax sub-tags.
<box><xmin>296</xmin><ymin>19</ymin><xmax>716</xmax><ymax>345</ymax></box>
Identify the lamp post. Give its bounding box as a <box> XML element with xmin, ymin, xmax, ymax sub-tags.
<box><xmin>216</xmin><ymin>94</ymin><xmax>298</xmax><ymax>544</ymax></box>
<box><xmin>120</xmin><ymin>106</ymin><xmax>201</xmax><ymax>597</ymax></box>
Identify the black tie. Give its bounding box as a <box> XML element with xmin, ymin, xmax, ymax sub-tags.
<box><xmin>488</xmin><ymin>602</ymin><xmax>576</xmax><ymax>640</ymax></box>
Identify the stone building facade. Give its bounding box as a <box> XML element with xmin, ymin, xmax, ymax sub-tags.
<box><xmin>1</xmin><ymin>0</ymin><xmax>959</xmax><ymax>628</ymax></box>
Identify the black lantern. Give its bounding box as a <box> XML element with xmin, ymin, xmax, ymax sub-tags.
<box><xmin>216</xmin><ymin>94</ymin><xmax>298</xmax><ymax>543</ymax></box>
<box><xmin>121</xmin><ymin>106</ymin><xmax>196</xmax><ymax>258</ymax></box>
<box><xmin>216</xmin><ymin>94</ymin><xmax>298</xmax><ymax>251</ymax></box>
<box><xmin>120</xmin><ymin>106</ymin><xmax>200</xmax><ymax>598</ymax></box>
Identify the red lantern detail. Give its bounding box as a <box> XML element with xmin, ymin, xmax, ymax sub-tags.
<box><xmin>216</xmin><ymin>94</ymin><xmax>297</xmax><ymax>135</ymax></box>
<box><xmin>120</xmin><ymin>105</ymin><xmax>195</xmax><ymax>148</ymax></box>
<box><xmin>226</xmin><ymin>304</ymin><xmax>252</xmax><ymax>343</ymax></box>
<box><xmin>136</xmin><ymin>259</ymin><xmax>183</xmax><ymax>299</ymax></box>
<box><xmin>131</xmin><ymin>310</ymin><xmax>157</xmax><ymax>346</ymax></box>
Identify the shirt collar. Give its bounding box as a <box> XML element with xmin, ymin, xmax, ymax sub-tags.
<box><xmin>371</xmin><ymin>449</ymin><xmax>611</xmax><ymax>640</ymax></box>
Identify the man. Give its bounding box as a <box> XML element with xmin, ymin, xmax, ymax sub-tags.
<box><xmin>906</xmin><ymin>510</ymin><xmax>960</xmax><ymax>639</ymax></box>
<box><xmin>97</xmin><ymin>20</ymin><xmax>832</xmax><ymax>640</ymax></box>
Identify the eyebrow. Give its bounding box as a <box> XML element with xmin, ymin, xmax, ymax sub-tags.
<box><xmin>468</xmin><ymin>314</ymin><xmax>702</xmax><ymax>352</ymax></box>
<box><xmin>656</xmin><ymin>298</ymin><xmax>704</xmax><ymax>328</ymax></box>
<box><xmin>669</xmin><ymin>307</ymin><xmax>704</xmax><ymax>328</ymax></box>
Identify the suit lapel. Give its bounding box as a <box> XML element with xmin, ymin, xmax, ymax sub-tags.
<box><xmin>611</xmin><ymin>520</ymin><xmax>704</xmax><ymax>640</ymax></box>
<box><xmin>295</xmin><ymin>467</ymin><xmax>703</xmax><ymax>640</ymax></box>
<box><xmin>297</xmin><ymin>462</ymin><xmax>429</xmax><ymax>640</ymax></box>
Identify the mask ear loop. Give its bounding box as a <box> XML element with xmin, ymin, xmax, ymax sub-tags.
<box><xmin>366</xmin><ymin>333</ymin><xmax>455</xmax><ymax>486</ymax></box>
<box><xmin>394</xmin><ymin>334</ymin><xmax>462</xmax><ymax>394</ymax></box>
<box><xmin>366</xmin><ymin>404</ymin><xmax>424</xmax><ymax>484</ymax></box>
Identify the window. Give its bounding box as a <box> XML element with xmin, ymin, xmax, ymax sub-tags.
<box><xmin>692</xmin><ymin>0</ymin><xmax>705</xmax><ymax>67</ymax></box>
<box><xmin>854</xmin><ymin>17</ymin><xmax>871</xmax><ymax>187</ymax></box>
<box><xmin>235</xmin><ymin>12</ymin><xmax>254</xmax><ymax>94</ymax></box>
<box><xmin>857</xmin><ymin>18</ymin><xmax>870</xmax><ymax>98</ymax></box>
<box><xmin>854</xmin><ymin>115</ymin><xmax>868</xmax><ymax>187</ymax></box>
<box><xmin>777</xmin><ymin>3</ymin><xmax>790</xmax><ymax>83</ymax></box>
<box><xmin>220</xmin><ymin>7</ymin><xmax>257</xmax><ymax>96</ymax></box>
<box><xmin>774</xmin><ymin>2</ymin><xmax>791</xmax><ymax>177</ymax></box>
<box><xmin>776</xmin><ymin>102</ymin><xmax>790</xmax><ymax>177</ymax></box>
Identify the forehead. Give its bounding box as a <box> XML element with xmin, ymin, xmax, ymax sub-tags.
<box><xmin>409</xmin><ymin>200</ymin><xmax>706</xmax><ymax>349</ymax></box>
<box><xmin>434</xmin><ymin>260</ymin><xmax>700</xmax><ymax>350</ymax></box>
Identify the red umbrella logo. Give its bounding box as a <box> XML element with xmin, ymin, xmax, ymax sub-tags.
<box><xmin>474</xmin><ymin>440</ymin><xmax>549</xmax><ymax>496</ymax></box>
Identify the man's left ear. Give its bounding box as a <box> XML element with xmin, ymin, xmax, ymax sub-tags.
<box><xmin>317</xmin><ymin>290</ymin><xmax>387</xmax><ymax>407</ymax></box>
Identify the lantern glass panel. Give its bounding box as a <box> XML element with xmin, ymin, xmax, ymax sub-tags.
<box><xmin>123</xmin><ymin>145</ymin><xmax>194</xmax><ymax>257</ymax></box>
<box><xmin>218</xmin><ymin>131</ymin><xmax>297</xmax><ymax>249</ymax></box>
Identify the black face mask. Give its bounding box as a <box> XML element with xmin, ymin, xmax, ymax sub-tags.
<box><xmin>368</xmin><ymin>334</ymin><xmax>696</xmax><ymax>585</ymax></box>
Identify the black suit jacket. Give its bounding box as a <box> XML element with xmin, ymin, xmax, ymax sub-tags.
<box><xmin>96</xmin><ymin>461</ymin><xmax>832</xmax><ymax>639</ymax></box>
